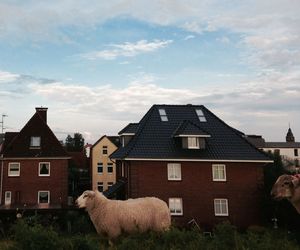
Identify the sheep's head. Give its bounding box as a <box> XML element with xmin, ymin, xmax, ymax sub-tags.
<box><xmin>76</xmin><ymin>190</ymin><xmax>95</xmax><ymax>208</ymax></box>
<box><xmin>271</xmin><ymin>175</ymin><xmax>296</xmax><ymax>200</ymax></box>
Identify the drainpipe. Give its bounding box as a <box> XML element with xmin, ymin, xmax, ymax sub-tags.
<box><xmin>0</xmin><ymin>154</ymin><xmax>3</xmax><ymax>205</ymax></box>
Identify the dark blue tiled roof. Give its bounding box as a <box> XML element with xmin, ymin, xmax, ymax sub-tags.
<box><xmin>173</xmin><ymin>120</ymin><xmax>210</xmax><ymax>137</ymax></box>
<box><xmin>111</xmin><ymin>104</ymin><xmax>271</xmax><ymax>161</ymax></box>
<box><xmin>103</xmin><ymin>179</ymin><xmax>126</xmax><ymax>198</ymax></box>
<box><xmin>118</xmin><ymin>123</ymin><xmax>139</xmax><ymax>135</ymax></box>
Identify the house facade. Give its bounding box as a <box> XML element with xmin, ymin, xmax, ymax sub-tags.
<box><xmin>111</xmin><ymin>104</ymin><xmax>272</xmax><ymax>228</ymax></box>
<box><xmin>91</xmin><ymin>135</ymin><xmax>120</xmax><ymax>192</ymax></box>
<box><xmin>246</xmin><ymin>128</ymin><xmax>300</xmax><ymax>172</ymax></box>
<box><xmin>0</xmin><ymin>107</ymin><xmax>70</xmax><ymax>209</ymax></box>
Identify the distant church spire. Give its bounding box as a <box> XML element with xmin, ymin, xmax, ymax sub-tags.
<box><xmin>286</xmin><ymin>125</ymin><xmax>295</xmax><ymax>142</ymax></box>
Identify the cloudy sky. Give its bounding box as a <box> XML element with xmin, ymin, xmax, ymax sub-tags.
<box><xmin>0</xmin><ymin>0</ymin><xmax>299</xmax><ymax>143</ymax></box>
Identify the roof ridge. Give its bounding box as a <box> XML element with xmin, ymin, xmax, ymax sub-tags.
<box><xmin>172</xmin><ymin>119</ymin><xmax>209</xmax><ymax>137</ymax></box>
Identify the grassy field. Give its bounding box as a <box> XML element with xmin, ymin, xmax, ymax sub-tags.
<box><xmin>0</xmin><ymin>217</ymin><xmax>300</xmax><ymax>250</ymax></box>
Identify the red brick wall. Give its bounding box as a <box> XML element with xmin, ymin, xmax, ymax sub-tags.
<box><xmin>126</xmin><ymin>160</ymin><xmax>265</xmax><ymax>229</ymax></box>
<box><xmin>1</xmin><ymin>159</ymin><xmax>68</xmax><ymax>207</ymax></box>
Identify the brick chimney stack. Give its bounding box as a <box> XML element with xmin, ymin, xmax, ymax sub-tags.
<box><xmin>35</xmin><ymin>107</ymin><xmax>48</xmax><ymax>123</ymax></box>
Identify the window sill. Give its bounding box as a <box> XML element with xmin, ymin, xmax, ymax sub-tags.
<box><xmin>170</xmin><ymin>214</ymin><xmax>184</xmax><ymax>216</ymax></box>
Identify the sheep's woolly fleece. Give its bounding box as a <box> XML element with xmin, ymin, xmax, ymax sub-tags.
<box><xmin>76</xmin><ymin>190</ymin><xmax>171</xmax><ymax>239</ymax></box>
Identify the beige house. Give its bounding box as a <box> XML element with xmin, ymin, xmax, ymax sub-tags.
<box><xmin>91</xmin><ymin>136</ymin><xmax>120</xmax><ymax>192</ymax></box>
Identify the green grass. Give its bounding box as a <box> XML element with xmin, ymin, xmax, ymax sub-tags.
<box><xmin>1</xmin><ymin>218</ymin><xmax>300</xmax><ymax>250</ymax></box>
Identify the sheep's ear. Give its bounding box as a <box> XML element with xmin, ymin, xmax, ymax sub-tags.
<box><xmin>84</xmin><ymin>190</ymin><xmax>95</xmax><ymax>198</ymax></box>
<box><xmin>87</xmin><ymin>191</ymin><xmax>95</xmax><ymax>198</ymax></box>
<box><xmin>292</xmin><ymin>178</ymin><xmax>300</xmax><ymax>187</ymax></box>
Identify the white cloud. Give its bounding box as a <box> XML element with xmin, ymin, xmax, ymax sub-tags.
<box><xmin>81</xmin><ymin>40</ymin><xmax>173</xmax><ymax>60</ymax></box>
<box><xmin>216</xmin><ymin>36</ymin><xmax>230</xmax><ymax>44</ymax></box>
<box><xmin>0</xmin><ymin>71</ymin><xmax>19</xmax><ymax>83</ymax></box>
<box><xmin>183</xmin><ymin>35</ymin><xmax>195</xmax><ymax>41</ymax></box>
<box><xmin>10</xmin><ymin>68</ymin><xmax>293</xmax><ymax>142</ymax></box>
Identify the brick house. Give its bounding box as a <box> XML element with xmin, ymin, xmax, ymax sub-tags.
<box><xmin>0</xmin><ymin>107</ymin><xmax>70</xmax><ymax>209</ymax></box>
<box><xmin>110</xmin><ymin>104</ymin><xmax>272</xmax><ymax>228</ymax></box>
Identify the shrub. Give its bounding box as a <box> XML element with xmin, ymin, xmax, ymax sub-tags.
<box><xmin>208</xmin><ymin>221</ymin><xmax>240</xmax><ymax>250</ymax></box>
<box><xmin>61</xmin><ymin>210</ymin><xmax>95</xmax><ymax>234</ymax></box>
<box><xmin>11</xmin><ymin>219</ymin><xmax>62</xmax><ymax>250</ymax></box>
<box><xmin>68</xmin><ymin>235</ymin><xmax>105</xmax><ymax>250</ymax></box>
<box><xmin>116</xmin><ymin>227</ymin><xmax>207</xmax><ymax>250</ymax></box>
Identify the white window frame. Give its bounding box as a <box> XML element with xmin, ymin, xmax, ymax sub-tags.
<box><xmin>212</xmin><ymin>164</ymin><xmax>226</xmax><ymax>181</ymax></box>
<box><xmin>39</xmin><ymin>162</ymin><xmax>50</xmax><ymax>176</ymax></box>
<box><xmin>169</xmin><ymin>198</ymin><xmax>183</xmax><ymax>216</ymax></box>
<box><xmin>214</xmin><ymin>198</ymin><xmax>229</xmax><ymax>216</ymax></box>
<box><xmin>97</xmin><ymin>162</ymin><xmax>103</xmax><ymax>174</ymax></box>
<box><xmin>8</xmin><ymin>162</ymin><xmax>20</xmax><ymax>177</ymax></box>
<box><xmin>38</xmin><ymin>191</ymin><xmax>50</xmax><ymax>204</ymax></box>
<box><xmin>167</xmin><ymin>163</ymin><xmax>182</xmax><ymax>181</ymax></box>
<box><xmin>97</xmin><ymin>182</ymin><xmax>104</xmax><ymax>192</ymax></box>
<box><xmin>107</xmin><ymin>163</ymin><xmax>113</xmax><ymax>174</ymax></box>
<box><xmin>159</xmin><ymin>109</ymin><xmax>168</xmax><ymax>121</ymax></box>
<box><xmin>5</xmin><ymin>191</ymin><xmax>11</xmax><ymax>205</ymax></box>
<box><xmin>187</xmin><ymin>137</ymin><xmax>200</xmax><ymax>149</ymax></box>
<box><xmin>30</xmin><ymin>136</ymin><xmax>41</xmax><ymax>147</ymax></box>
<box><xmin>108</xmin><ymin>182</ymin><xmax>114</xmax><ymax>189</ymax></box>
<box><xmin>196</xmin><ymin>109</ymin><xmax>207</xmax><ymax>122</ymax></box>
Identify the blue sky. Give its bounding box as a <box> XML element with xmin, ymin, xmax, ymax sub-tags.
<box><xmin>0</xmin><ymin>0</ymin><xmax>299</xmax><ymax>143</ymax></box>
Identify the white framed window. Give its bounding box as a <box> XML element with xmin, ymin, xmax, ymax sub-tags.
<box><xmin>107</xmin><ymin>163</ymin><xmax>113</xmax><ymax>174</ymax></box>
<box><xmin>108</xmin><ymin>182</ymin><xmax>114</xmax><ymax>189</ymax></box>
<box><xmin>5</xmin><ymin>191</ymin><xmax>11</xmax><ymax>205</ymax></box>
<box><xmin>169</xmin><ymin>198</ymin><xmax>183</xmax><ymax>216</ymax></box>
<box><xmin>159</xmin><ymin>109</ymin><xmax>168</xmax><ymax>121</ymax></box>
<box><xmin>214</xmin><ymin>199</ymin><xmax>229</xmax><ymax>216</ymax></box>
<box><xmin>8</xmin><ymin>163</ymin><xmax>20</xmax><ymax>177</ymax></box>
<box><xmin>196</xmin><ymin>109</ymin><xmax>207</xmax><ymax>122</ymax></box>
<box><xmin>212</xmin><ymin>164</ymin><xmax>226</xmax><ymax>181</ymax></box>
<box><xmin>38</xmin><ymin>191</ymin><xmax>50</xmax><ymax>204</ymax></box>
<box><xmin>39</xmin><ymin>162</ymin><xmax>50</xmax><ymax>176</ymax></box>
<box><xmin>187</xmin><ymin>137</ymin><xmax>199</xmax><ymax>149</ymax></box>
<box><xmin>97</xmin><ymin>182</ymin><xmax>104</xmax><ymax>192</ymax></box>
<box><xmin>97</xmin><ymin>163</ymin><xmax>103</xmax><ymax>174</ymax></box>
<box><xmin>167</xmin><ymin>163</ymin><xmax>181</xmax><ymax>181</ymax></box>
<box><xmin>30</xmin><ymin>136</ymin><xmax>41</xmax><ymax>147</ymax></box>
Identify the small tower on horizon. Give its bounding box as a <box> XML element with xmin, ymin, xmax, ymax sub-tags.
<box><xmin>286</xmin><ymin>125</ymin><xmax>295</xmax><ymax>142</ymax></box>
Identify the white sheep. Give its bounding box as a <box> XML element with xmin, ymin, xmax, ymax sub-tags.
<box><xmin>271</xmin><ymin>174</ymin><xmax>300</xmax><ymax>213</ymax></box>
<box><xmin>76</xmin><ymin>190</ymin><xmax>171</xmax><ymax>240</ymax></box>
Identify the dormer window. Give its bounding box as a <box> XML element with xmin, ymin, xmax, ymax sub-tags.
<box><xmin>196</xmin><ymin>109</ymin><xmax>206</xmax><ymax>122</ymax></box>
<box><xmin>30</xmin><ymin>136</ymin><xmax>41</xmax><ymax>147</ymax></box>
<box><xmin>187</xmin><ymin>137</ymin><xmax>200</xmax><ymax>149</ymax></box>
<box><xmin>159</xmin><ymin>109</ymin><xmax>168</xmax><ymax>121</ymax></box>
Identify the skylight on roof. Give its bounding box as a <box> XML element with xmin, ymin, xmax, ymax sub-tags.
<box><xmin>196</xmin><ymin>109</ymin><xmax>206</xmax><ymax>122</ymax></box>
<box><xmin>159</xmin><ymin>109</ymin><xmax>168</xmax><ymax>121</ymax></box>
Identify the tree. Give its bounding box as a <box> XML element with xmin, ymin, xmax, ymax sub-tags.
<box><xmin>65</xmin><ymin>133</ymin><xmax>85</xmax><ymax>152</ymax></box>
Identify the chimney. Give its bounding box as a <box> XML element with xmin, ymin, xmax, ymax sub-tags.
<box><xmin>35</xmin><ymin>107</ymin><xmax>48</xmax><ymax>123</ymax></box>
